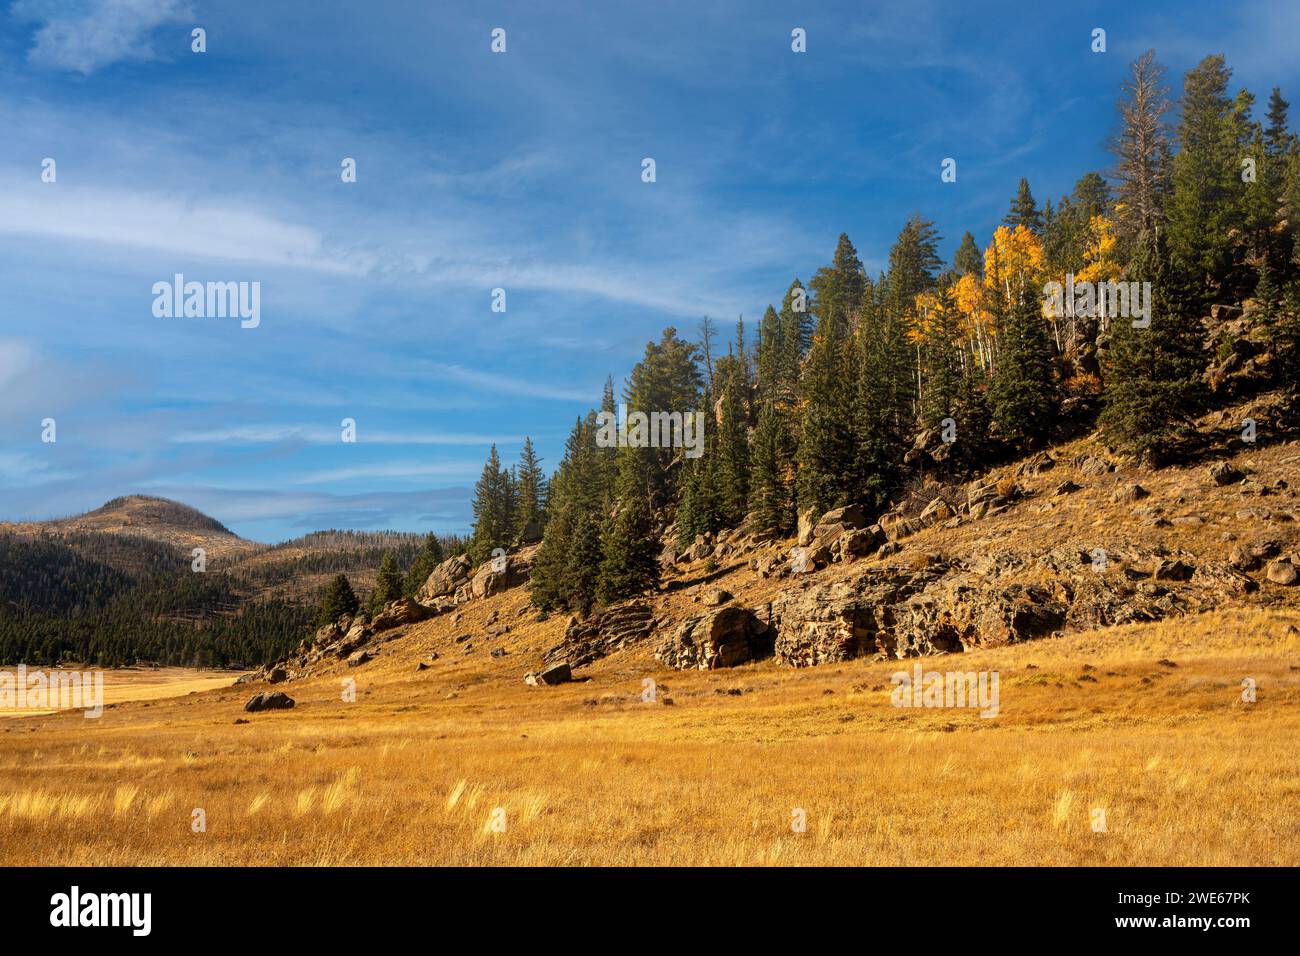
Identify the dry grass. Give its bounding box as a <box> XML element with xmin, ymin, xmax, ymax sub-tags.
<box><xmin>0</xmin><ymin>603</ymin><xmax>1296</xmax><ymax>866</ymax></box>
<box><xmin>3</xmin><ymin>430</ymin><xmax>1298</xmax><ymax>865</ymax></box>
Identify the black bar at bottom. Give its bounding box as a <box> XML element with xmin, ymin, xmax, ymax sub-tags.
<box><xmin>0</xmin><ymin>866</ymin><xmax>1285</xmax><ymax>941</ymax></box>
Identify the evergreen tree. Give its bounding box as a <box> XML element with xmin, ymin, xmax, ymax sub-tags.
<box><xmin>530</xmin><ymin>411</ymin><xmax>606</xmax><ymax>611</ymax></box>
<box><xmin>468</xmin><ymin>444</ymin><xmax>514</xmax><ymax>564</ymax></box>
<box><xmin>1072</xmin><ymin>172</ymin><xmax>1112</xmax><ymax>220</ymax></box>
<box><xmin>954</xmin><ymin>231</ymin><xmax>982</xmax><ymax>278</ymax></box>
<box><xmin>1265</xmin><ymin>87</ymin><xmax>1292</xmax><ymax>155</ymax></box>
<box><xmin>369</xmin><ymin>552</ymin><xmax>404</xmax><ymax>611</ymax></box>
<box><xmin>989</xmin><ymin>281</ymin><xmax>1056</xmax><ymax>446</ymax></box>
<box><xmin>714</xmin><ymin>322</ymin><xmax>751</xmax><ymax>524</ymax></box>
<box><xmin>514</xmin><ymin>436</ymin><xmax>548</xmax><ymax>538</ymax></box>
<box><xmin>850</xmin><ymin>288</ymin><xmax>909</xmax><ymax>514</ymax></box>
<box><xmin>597</xmin><ymin>495</ymin><xmax>660</xmax><ymax>603</ymax></box>
<box><xmin>1004</xmin><ymin>178</ymin><xmax>1043</xmax><ymax>233</ymax></box>
<box><xmin>317</xmin><ymin>573</ymin><xmax>359</xmax><ymax>627</ymax></box>
<box><xmin>886</xmin><ymin>215</ymin><xmax>944</xmax><ymax>324</ymax></box>
<box><xmin>747</xmin><ymin>402</ymin><xmax>795</xmax><ymax>536</ymax></box>
<box><xmin>1167</xmin><ymin>55</ymin><xmax>1252</xmax><ymax>306</ymax></box>
<box><xmin>921</xmin><ymin>280</ymin><xmax>964</xmax><ymax>430</ymax></box>
<box><xmin>1098</xmin><ymin>230</ymin><xmax>1206</xmax><ymax>464</ymax></box>
<box><xmin>1111</xmin><ymin>51</ymin><xmax>1172</xmax><ymax>245</ymax></box>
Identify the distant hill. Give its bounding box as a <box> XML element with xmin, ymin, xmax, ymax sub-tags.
<box><xmin>0</xmin><ymin>494</ymin><xmax>261</xmax><ymax>563</ymax></box>
<box><xmin>0</xmin><ymin>497</ymin><xmax>466</xmax><ymax>668</ymax></box>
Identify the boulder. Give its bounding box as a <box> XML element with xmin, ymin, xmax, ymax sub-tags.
<box><xmin>347</xmin><ymin>650</ymin><xmax>373</xmax><ymax>667</ymax></box>
<box><xmin>518</xmin><ymin>521</ymin><xmax>544</xmax><ymax>544</ymax></box>
<box><xmin>266</xmin><ymin>665</ymin><xmax>288</xmax><ymax>684</ymax></box>
<box><xmin>244</xmin><ymin>691</ymin><xmax>295</xmax><ymax>713</ymax></box>
<box><xmin>833</xmin><ymin>526</ymin><xmax>883</xmax><ymax>563</ymax></box>
<box><xmin>655</xmin><ymin>606</ymin><xmax>773</xmax><ymax>670</ymax></box>
<box><xmin>525</xmin><ymin>662</ymin><xmax>572</xmax><ymax>686</ymax></box>
<box><xmin>878</xmin><ymin>512</ymin><xmax>918</xmax><ymax>541</ymax></box>
<box><xmin>416</xmin><ymin>554</ymin><xmax>473</xmax><ymax>604</ymax></box>
<box><xmin>470</xmin><ymin>546</ymin><xmax>537</xmax><ymax>599</ymax></box>
<box><xmin>1267</xmin><ymin>560</ymin><xmax>1298</xmax><ymax>586</ymax></box>
<box><xmin>702</xmin><ymin>588</ymin><xmax>732</xmax><ymax>607</ymax></box>
<box><xmin>1208</xmin><ymin>462</ymin><xmax>1245</xmax><ymax>486</ymax></box>
<box><xmin>918</xmin><ymin>497</ymin><xmax>954</xmax><ymax>527</ymax></box>
<box><xmin>335</xmin><ymin>622</ymin><xmax>372</xmax><ymax>658</ymax></box>
<box><xmin>1114</xmin><ymin>483</ymin><xmax>1150</xmax><ymax>504</ymax></box>
<box><xmin>371</xmin><ymin>597</ymin><xmax>432</xmax><ymax>632</ymax></box>
<box><xmin>797</xmin><ymin>508</ymin><xmax>818</xmax><ymax>547</ymax></box>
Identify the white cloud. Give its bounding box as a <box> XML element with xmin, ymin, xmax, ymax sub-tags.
<box><xmin>0</xmin><ymin>173</ymin><xmax>364</xmax><ymax>273</ymax></box>
<box><xmin>16</xmin><ymin>0</ymin><xmax>193</xmax><ymax>75</ymax></box>
<box><xmin>290</xmin><ymin>461</ymin><xmax>481</xmax><ymax>485</ymax></box>
<box><xmin>168</xmin><ymin>425</ymin><xmax>517</xmax><ymax>445</ymax></box>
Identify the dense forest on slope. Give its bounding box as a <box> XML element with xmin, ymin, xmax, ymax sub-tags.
<box><xmin>458</xmin><ymin>50</ymin><xmax>1300</xmax><ymax>615</ymax></box>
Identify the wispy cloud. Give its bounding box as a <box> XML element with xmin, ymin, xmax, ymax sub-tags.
<box><xmin>168</xmin><ymin>425</ymin><xmax>518</xmax><ymax>446</ymax></box>
<box><xmin>14</xmin><ymin>0</ymin><xmax>193</xmax><ymax>75</ymax></box>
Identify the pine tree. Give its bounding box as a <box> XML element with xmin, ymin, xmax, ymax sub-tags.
<box><xmin>469</xmin><ymin>445</ymin><xmax>513</xmax><ymax>564</ymax></box>
<box><xmin>714</xmin><ymin>322</ymin><xmax>751</xmax><ymax>524</ymax></box>
<box><xmin>316</xmin><ymin>573</ymin><xmax>359</xmax><ymax>627</ymax></box>
<box><xmin>850</xmin><ymin>289</ymin><xmax>909</xmax><ymax>514</ymax></box>
<box><xmin>514</xmin><ymin>436</ymin><xmax>547</xmax><ymax>539</ymax></box>
<box><xmin>1004</xmin><ymin>178</ymin><xmax>1043</xmax><ymax>233</ymax></box>
<box><xmin>954</xmin><ymin>232</ymin><xmax>982</xmax><ymax>278</ymax></box>
<box><xmin>1098</xmin><ymin>230</ymin><xmax>1205</xmax><ymax>464</ymax></box>
<box><xmin>369</xmin><ymin>552</ymin><xmax>404</xmax><ymax>611</ymax></box>
<box><xmin>989</xmin><ymin>281</ymin><xmax>1056</xmax><ymax>446</ymax></box>
<box><xmin>921</xmin><ymin>280</ymin><xmax>964</xmax><ymax>430</ymax></box>
<box><xmin>597</xmin><ymin>495</ymin><xmax>659</xmax><ymax>603</ymax></box>
<box><xmin>1167</xmin><ymin>55</ymin><xmax>1252</xmax><ymax>306</ymax></box>
<box><xmin>530</xmin><ymin>411</ymin><xmax>606</xmax><ymax>611</ymax></box>
<box><xmin>1072</xmin><ymin>172</ymin><xmax>1111</xmax><ymax>220</ymax></box>
<box><xmin>1265</xmin><ymin>87</ymin><xmax>1292</xmax><ymax>155</ymax></box>
<box><xmin>747</xmin><ymin>402</ymin><xmax>795</xmax><ymax>536</ymax></box>
<box><xmin>886</xmin><ymin>215</ymin><xmax>944</xmax><ymax>323</ymax></box>
<box><xmin>1111</xmin><ymin>51</ymin><xmax>1172</xmax><ymax>245</ymax></box>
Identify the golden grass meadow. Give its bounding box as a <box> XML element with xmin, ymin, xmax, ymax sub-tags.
<box><xmin>1</xmin><ymin>598</ymin><xmax>1296</xmax><ymax>866</ymax></box>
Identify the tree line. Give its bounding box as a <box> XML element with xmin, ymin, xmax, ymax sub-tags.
<box><xmin>462</xmin><ymin>50</ymin><xmax>1300</xmax><ymax>615</ymax></box>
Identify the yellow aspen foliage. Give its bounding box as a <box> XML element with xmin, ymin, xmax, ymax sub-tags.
<box><xmin>982</xmin><ymin>225</ymin><xmax>1044</xmax><ymax>303</ymax></box>
<box><xmin>1074</xmin><ymin>215</ymin><xmax>1122</xmax><ymax>286</ymax></box>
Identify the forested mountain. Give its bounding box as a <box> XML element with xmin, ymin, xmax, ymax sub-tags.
<box><xmin>0</xmin><ymin>507</ymin><xmax>466</xmax><ymax>668</ymax></box>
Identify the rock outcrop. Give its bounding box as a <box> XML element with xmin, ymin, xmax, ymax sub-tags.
<box><xmin>655</xmin><ymin>605</ymin><xmax>773</xmax><ymax>670</ymax></box>
<box><xmin>416</xmin><ymin>553</ymin><xmax>473</xmax><ymax>606</ymax></box>
<box><xmin>544</xmin><ymin>602</ymin><xmax>655</xmax><ymax>669</ymax></box>
<box><xmin>470</xmin><ymin>546</ymin><xmax>536</xmax><ymax>599</ymax></box>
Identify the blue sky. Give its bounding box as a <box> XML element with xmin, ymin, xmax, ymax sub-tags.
<box><xmin>2</xmin><ymin>0</ymin><xmax>1298</xmax><ymax>542</ymax></box>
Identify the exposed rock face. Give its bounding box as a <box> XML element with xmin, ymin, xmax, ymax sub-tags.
<box><xmin>655</xmin><ymin>606</ymin><xmax>773</xmax><ymax>670</ymax></box>
<box><xmin>470</xmin><ymin>546</ymin><xmax>536</xmax><ymax>599</ymax></box>
<box><xmin>417</xmin><ymin>554</ymin><xmax>473</xmax><ymax>604</ymax></box>
<box><xmin>244</xmin><ymin>691</ymin><xmax>294</xmax><ymax>712</ymax></box>
<box><xmin>335</xmin><ymin>622</ymin><xmax>373</xmax><ymax>658</ymax></box>
<box><xmin>544</xmin><ymin>602</ymin><xmax>655</xmax><ymax>669</ymax></box>
<box><xmin>770</xmin><ymin>544</ymin><xmax>1256</xmax><ymax>667</ymax></box>
<box><xmin>371</xmin><ymin>597</ymin><xmax>432</xmax><ymax>632</ymax></box>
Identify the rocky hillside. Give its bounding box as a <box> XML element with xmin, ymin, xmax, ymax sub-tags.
<box><xmin>248</xmin><ymin>388</ymin><xmax>1300</xmax><ymax>694</ymax></box>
